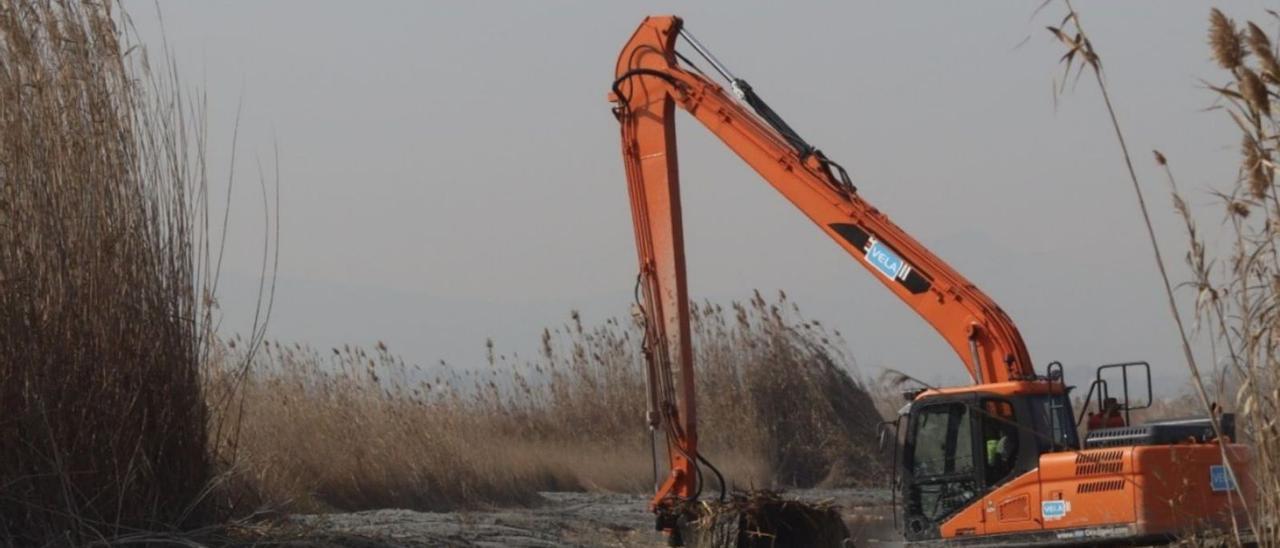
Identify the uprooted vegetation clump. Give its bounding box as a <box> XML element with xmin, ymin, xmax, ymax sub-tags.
<box><xmin>674</xmin><ymin>490</ymin><xmax>850</xmax><ymax>548</ymax></box>
<box><xmin>212</xmin><ymin>292</ymin><xmax>886</xmax><ymax>512</ymax></box>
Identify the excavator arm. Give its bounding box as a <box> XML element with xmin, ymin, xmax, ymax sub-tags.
<box><xmin>611</xmin><ymin>15</ymin><xmax>1035</xmax><ymax>512</ymax></box>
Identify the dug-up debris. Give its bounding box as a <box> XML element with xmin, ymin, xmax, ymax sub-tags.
<box><xmin>675</xmin><ymin>491</ymin><xmax>850</xmax><ymax>548</ymax></box>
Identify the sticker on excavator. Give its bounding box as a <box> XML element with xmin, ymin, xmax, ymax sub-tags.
<box><xmin>865</xmin><ymin>239</ymin><xmax>908</xmax><ymax>281</ymax></box>
<box><xmin>1042</xmin><ymin>500</ymin><xmax>1070</xmax><ymax>521</ymax></box>
<box><xmin>1211</xmin><ymin>465</ymin><xmax>1236</xmax><ymax>492</ymax></box>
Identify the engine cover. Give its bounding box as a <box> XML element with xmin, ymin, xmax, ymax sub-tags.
<box><xmin>1084</xmin><ymin>414</ymin><xmax>1234</xmax><ymax>448</ymax></box>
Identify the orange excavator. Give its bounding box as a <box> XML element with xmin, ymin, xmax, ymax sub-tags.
<box><xmin>610</xmin><ymin>15</ymin><xmax>1255</xmax><ymax>546</ymax></box>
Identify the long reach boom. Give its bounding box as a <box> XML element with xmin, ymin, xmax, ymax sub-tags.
<box><xmin>611</xmin><ymin>15</ymin><xmax>1035</xmax><ymax>510</ymax></box>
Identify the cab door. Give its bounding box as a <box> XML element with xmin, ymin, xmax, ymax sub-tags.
<box><xmin>902</xmin><ymin>397</ymin><xmax>983</xmax><ymax>541</ymax></box>
<box><xmin>975</xmin><ymin>397</ymin><xmax>1043</xmax><ymax>535</ymax></box>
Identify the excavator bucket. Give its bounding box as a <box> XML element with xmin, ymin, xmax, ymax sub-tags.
<box><xmin>673</xmin><ymin>492</ymin><xmax>850</xmax><ymax>548</ymax></box>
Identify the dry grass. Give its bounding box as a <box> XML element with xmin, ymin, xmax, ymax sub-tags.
<box><xmin>1166</xmin><ymin>8</ymin><xmax>1280</xmax><ymax>540</ymax></box>
<box><xmin>0</xmin><ymin>0</ymin><xmax>218</xmax><ymax>544</ymax></box>
<box><xmin>206</xmin><ymin>341</ymin><xmax>578</xmax><ymax>513</ymax></box>
<box><xmin>1048</xmin><ymin>2</ymin><xmax>1280</xmax><ymax>543</ymax></box>
<box><xmin>212</xmin><ymin>292</ymin><xmax>885</xmax><ymax>513</ymax></box>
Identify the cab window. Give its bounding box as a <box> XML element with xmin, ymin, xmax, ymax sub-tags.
<box><xmin>908</xmin><ymin>402</ymin><xmax>976</xmax><ymax>522</ymax></box>
<box><xmin>1029</xmin><ymin>394</ymin><xmax>1079</xmax><ymax>451</ymax></box>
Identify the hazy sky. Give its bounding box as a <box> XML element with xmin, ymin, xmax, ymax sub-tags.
<box><xmin>122</xmin><ymin>1</ymin><xmax>1268</xmax><ymax>391</ymax></box>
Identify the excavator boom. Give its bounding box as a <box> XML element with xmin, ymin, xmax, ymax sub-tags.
<box><xmin>612</xmin><ymin>15</ymin><xmax>1034</xmax><ymax>509</ymax></box>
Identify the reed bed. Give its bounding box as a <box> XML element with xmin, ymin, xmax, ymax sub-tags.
<box><xmin>1048</xmin><ymin>3</ymin><xmax>1280</xmax><ymax>543</ymax></box>
<box><xmin>1174</xmin><ymin>8</ymin><xmax>1280</xmax><ymax>540</ymax></box>
<box><xmin>214</xmin><ymin>293</ymin><xmax>885</xmax><ymax>513</ymax></box>
<box><xmin>0</xmin><ymin>0</ymin><xmax>217</xmax><ymax>544</ymax></box>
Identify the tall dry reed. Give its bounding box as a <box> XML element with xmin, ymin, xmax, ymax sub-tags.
<box><xmin>1164</xmin><ymin>9</ymin><xmax>1280</xmax><ymax>541</ymax></box>
<box><xmin>1047</xmin><ymin>2</ymin><xmax>1280</xmax><ymax>543</ymax></box>
<box><xmin>0</xmin><ymin>0</ymin><xmax>217</xmax><ymax>544</ymax></box>
<box><xmin>215</xmin><ymin>293</ymin><xmax>884</xmax><ymax>513</ymax></box>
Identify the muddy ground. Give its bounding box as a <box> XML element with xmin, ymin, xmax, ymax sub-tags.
<box><xmin>281</xmin><ymin>489</ymin><xmax>902</xmax><ymax>548</ymax></box>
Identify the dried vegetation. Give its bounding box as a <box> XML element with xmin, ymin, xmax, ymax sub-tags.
<box><xmin>0</xmin><ymin>0</ymin><xmax>218</xmax><ymax>544</ymax></box>
<box><xmin>213</xmin><ymin>292</ymin><xmax>885</xmax><ymax>513</ymax></box>
<box><xmin>675</xmin><ymin>491</ymin><xmax>848</xmax><ymax>548</ymax></box>
<box><xmin>1049</xmin><ymin>2</ymin><xmax>1280</xmax><ymax>543</ymax></box>
<box><xmin>22</xmin><ymin>1</ymin><xmax>1280</xmax><ymax>546</ymax></box>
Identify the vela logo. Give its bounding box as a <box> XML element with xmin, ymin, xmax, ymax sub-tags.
<box><xmin>1211</xmin><ymin>465</ymin><xmax>1236</xmax><ymax>492</ymax></box>
<box><xmin>1042</xmin><ymin>500</ymin><xmax>1070</xmax><ymax>521</ymax></box>
<box><xmin>829</xmin><ymin>224</ymin><xmax>933</xmax><ymax>295</ymax></box>
<box><xmin>865</xmin><ymin>238</ymin><xmax>911</xmax><ymax>281</ymax></box>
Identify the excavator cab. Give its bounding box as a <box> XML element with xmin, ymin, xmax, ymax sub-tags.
<box><xmin>897</xmin><ymin>382</ymin><xmax>1078</xmax><ymax>541</ymax></box>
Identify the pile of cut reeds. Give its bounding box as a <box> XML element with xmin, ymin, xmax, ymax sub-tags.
<box><xmin>675</xmin><ymin>490</ymin><xmax>849</xmax><ymax>548</ymax></box>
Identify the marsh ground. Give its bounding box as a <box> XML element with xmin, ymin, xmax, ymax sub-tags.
<box><xmin>280</xmin><ymin>488</ymin><xmax>899</xmax><ymax>548</ymax></box>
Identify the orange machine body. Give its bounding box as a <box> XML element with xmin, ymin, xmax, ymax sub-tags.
<box><xmin>611</xmin><ymin>14</ymin><xmax>1254</xmax><ymax>545</ymax></box>
<box><xmin>935</xmin><ymin>440</ymin><xmax>1253</xmax><ymax>544</ymax></box>
<box><xmin>894</xmin><ymin>380</ymin><xmax>1254</xmax><ymax>545</ymax></box>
